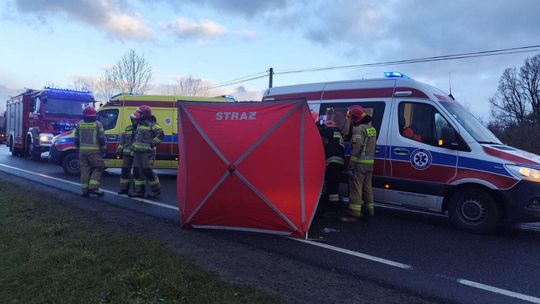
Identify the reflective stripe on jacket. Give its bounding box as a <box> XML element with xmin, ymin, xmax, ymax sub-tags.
<box><xmin>350</xmin><ymin>124</ymin><xmax>377</xmax><ymax>165</ymax></box>
<box><xmin>133</xmin><ymin>119</ymin><xmax>164</xmax><ymax>153</ymax></box>
<box><xmin>117</xmin><ymin>124</ymin><xmax>137</xmax><ymax>156</ymax></box>
<box><xmin>319</xmin><ymin>126</ymin><xmax>345</xmax><ymax>166</ymax></box>
<box><xmin>75</xmin><ymin>121</ymin><xmax>106</xmax><ymax>154</ymax></box>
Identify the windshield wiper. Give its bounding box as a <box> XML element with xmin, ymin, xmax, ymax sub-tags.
<box><xmin>477</xmin><ymin>141</ymin><xmax>501</xmax><ymax>145</ymax></box>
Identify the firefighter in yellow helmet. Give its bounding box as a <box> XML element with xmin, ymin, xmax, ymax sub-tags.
<box><xmin>341</xmin><ymin>105</ymin><xmax>377</xmax><ymax>222</ymax></box>
<box><xmin>75</xmin><ymin>106</ymin><xmax>106</xmax><ymax>197</ymax></box>
<box><xmin>117</xmin><ymin>111</ymin><xmax>140</xmax><ymax>195</ymax></box>
<box><xmin>130</xmin><ymin>105</ymin><xmax>164</xmax><ymax>198</ymax></box>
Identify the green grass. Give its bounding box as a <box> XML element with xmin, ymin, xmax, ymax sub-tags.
<box><xmin>0</xmin><ymin>181</ymin><xmax>279</xmax><ymax>304</ymax></box>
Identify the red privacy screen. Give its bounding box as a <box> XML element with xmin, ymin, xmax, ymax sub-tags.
<box><xmin>177</xmin><ymin>100</ymin><xmax>325</xmax><ymax>238</ymax></box>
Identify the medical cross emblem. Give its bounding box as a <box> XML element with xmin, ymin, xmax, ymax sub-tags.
<box><xmin>410</xmin><ymin>149</ymin><xmax>432</xmax><ymax>170</ymax></box>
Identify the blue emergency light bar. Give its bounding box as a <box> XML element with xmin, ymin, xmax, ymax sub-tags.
<box><xmin>384</xmin><ymin>72</ymin><xmax>408</xmax><ymax>78</ymax></box>
<box><xmin>44</xmin><ymin>86</ymin><xmax>92</xmax><ymax>94</ymax></box>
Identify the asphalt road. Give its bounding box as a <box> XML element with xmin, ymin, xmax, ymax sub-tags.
<box><xmin>1</xmin><ymin>145</ymin><xmax>539</xmax><ymax>304</ymax></box>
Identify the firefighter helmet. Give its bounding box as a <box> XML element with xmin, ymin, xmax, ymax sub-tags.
<box><xmin>325</xmin><ymin>120</ymin><xmax>337</xmax><ymax>128</ymax></box>
<box><xmin>348</xmin><ymin>105</ymin><xmax>366</xmax><ymax>121</ymax></box>
<box><xmin>83</xmin><ymin>106</ymin><xmax>97</xmax><ymax>117</ymax></box>
<box><xmin>137</xmin><ymin>105</ymin><xmax>152</xmax><ymax>117</ymax></box>
<box><xmin>311</xmin><ymin>111</ymin><xmax>320</xmax><ymax>124</ymax></box>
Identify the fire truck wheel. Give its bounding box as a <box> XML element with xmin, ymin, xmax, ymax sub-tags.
<box><xmin>10</xmin><ymin>138</ymin><xmax>20</xmax><ymax>156</ymax></box>
<box><xmin>448</xmin><ymin>188</ymin><xmax>499</xmax><ymax>234</ymax></box>
<box><xmin>62</xmin><ymin>152</ymin><xmax>80</xmax><ymax>176</ymax></box>
<box><xmin>27</xmin><ymin>137</ymin><xmax>41</xmax><ymax>161</ymax></box>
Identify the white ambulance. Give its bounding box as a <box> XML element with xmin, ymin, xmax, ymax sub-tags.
<box><xmin>263</xmin><ymin>72</ymin><xmax>540</xmax><ymax>233</ymax></box>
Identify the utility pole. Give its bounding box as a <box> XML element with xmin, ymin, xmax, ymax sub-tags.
<box><xmin>268</xmin><ymin>67</ymin><xmax>274</xmax><ymax>88</ymax></box>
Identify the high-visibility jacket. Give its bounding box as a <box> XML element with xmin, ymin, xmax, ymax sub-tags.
<box><xmin>319</xmin><ymin>126</ymin><xmax>345</xmax><ymax>165</ymax></box>
<box><xmin>133</xmin><ymin>119</ymin><xmax>164</xmax><ymax>153</ymax></box>
<box><xmin>117</xmin><ymin>124</ymin><xmax>137</xmax><ymax>156</ymax></box>
<box><xmin>74</xmin><ymin>120</ymin><xmax>106</xmax><ymax>154</ymax></box>
<box><xmin>350</xmin><ymin>124</ymin><xmax>377</xmax><ymax>166</ymax></box>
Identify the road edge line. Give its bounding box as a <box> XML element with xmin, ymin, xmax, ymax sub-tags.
<box><xmin>0</xmin><ymin>163</ymin><xmax>179</xmax><ymax>211</ymax></box>
<box><xmin>458</xmin><ymin>279</ymin><xmax>540</xmax><ymax>303</ymax></box>
<box><xmin>289</xmin><ymin>237</ymin><xmax>413</xmax><ymax>270</ymax></box>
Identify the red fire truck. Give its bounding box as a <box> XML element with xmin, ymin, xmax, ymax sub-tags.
<box><xmin>6</xmin><ymin>87</ymin><xmax>95</xmax><ymax>160</ymax></box>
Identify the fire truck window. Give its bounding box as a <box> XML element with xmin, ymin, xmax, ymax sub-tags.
<box><xmin>97</xmin><ymin>109</ymin><xmax>119</xmax><ymax>131</ymax></box>
<box><xmin>34</xmin><ymin>97</ymin><xmax>41</xmax><ymax>114</ymax></box>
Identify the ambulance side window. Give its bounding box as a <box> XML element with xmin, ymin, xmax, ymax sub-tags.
<box><xmin>398</xmin><ymin>102</ymin><xmax>458</xmax><ymax>148</ymax></box>
<box><xmin>97</xmin><ymin>109</ymin><xmax>119</xmax><ymax>131</ymax></box>
<box><xmin>319</xmin><ymin>101</ymin><xmax>385</xmax><ymax>140</ymax></box>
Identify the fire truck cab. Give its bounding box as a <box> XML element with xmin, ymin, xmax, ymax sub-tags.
<box><xmin>6</xmin><ymin>87</ymin><xmax>94</xmax><ymax>161</ymax></box>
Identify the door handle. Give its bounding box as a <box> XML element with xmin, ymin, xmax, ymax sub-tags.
<box><xmin>393</xmin><ymin>148</ymin><xmax>410</xmax><ymax>155</ymax></box>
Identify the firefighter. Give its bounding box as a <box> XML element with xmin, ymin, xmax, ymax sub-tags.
<box><xmin>116</xmin><ymin>111</ymin><xmax>140</xmax><ymax>195</ymax></box>
<box><xmin>321</xmin><ymin>120</ymin><xmax>345</xmax><ymax>204</ymax></box>
<box><xmin>341</xmin><ymin>105</ymin><xmax>377</xmax><ymax>222</ymax></box>
<box><xmin>75</xmin><ymin>106</ymin><xmax>106</xmax><ymax>197</ymax></box>
<box><xmin>315</xmin><ymin>119</ymin><xmax>345</xmax><ymax>217</ymax></box>
<box><xmin>130</xmin><ymin>105</ymin><xmax>164</xmax><ymax>198</ymax></box>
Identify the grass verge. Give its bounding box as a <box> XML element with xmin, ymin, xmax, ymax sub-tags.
<box><xmin>0</xmin><ymin>180</ymin><xmax>278</xmax><ymax>304</ymax></box>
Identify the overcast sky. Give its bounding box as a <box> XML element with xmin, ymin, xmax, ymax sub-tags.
<box><xmin>1</xmin><ymin>0</ymin><xmax>539</xmax><ymax>119</ymax></box>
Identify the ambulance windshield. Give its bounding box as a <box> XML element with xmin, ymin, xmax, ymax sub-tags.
<box><xmin>440</xmin><ymin>100</ymin><xmax>502</xmax><ymax>144</ymax></box>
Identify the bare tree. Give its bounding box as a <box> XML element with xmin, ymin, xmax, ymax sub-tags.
<box><xmin>174</xmin><ymin>75</ymin><xmax>209</xmax><ymax>96</ymax></box>
<box><xmin>489</xmin><ymin>67</ymin><xmax>529</xmax><ymax>126</ymax></box>
<box><xmin>489</xmin><ymin>54</ymin><xmax>540</xmax><ymax>153</ymax></box>
<box><xmin>519</xmin><ymin>55</ymin><xmax>540</xmax><ymax>123</ymax></box>
<box><xmin>72</xmin><ymin>77</ymin><xmax>96</xmax><ymax>92</ymax></box>
<box><xmin>95</xmin><ymin>68</ymin><xmax>115</xmax><ymax>102</ymax></box>
<box><xmin>110</xmin><ymin>49</ymin><xmax>153</xmax><ymax>94</ymax></box>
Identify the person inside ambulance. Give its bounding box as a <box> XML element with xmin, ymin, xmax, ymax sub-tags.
<box><xmin>399</xmin><ymin>115</ymin><xmax>422</xmax><ymax>142</ymax></box>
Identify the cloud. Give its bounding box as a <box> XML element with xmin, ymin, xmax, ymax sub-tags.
<box><xmin>165</xmin><ymin>18</ymin><xmax>227</xmax><ymax>41</ymax></box>
<box><xmin>158</xmin><ymin>0</ymin><xmax>290</xmax><ymax>19</ymax></box>
<box><xmin>240</xmin><ymin>29</ymin><xmax>257</xmax><ymax>40</ymax></box>
<box><xmin>281</xmin><ymin>0</ymin><xmax>540</xmax><ymax>60</ymax></box>
<box><xmin>13</xmin><ymin>0</ymin><xmax>152</xmax><ymax>40</ymax></box>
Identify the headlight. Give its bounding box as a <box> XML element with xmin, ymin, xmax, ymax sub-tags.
<box><xmin>39</xmin><ymin>133</ymin><xmax>54</xmax><ymax>144</ymax></box>
<box><xmin>505</xmin><ymin>165</ymin><xmax>540</xmax><ymax>182</ymax></box>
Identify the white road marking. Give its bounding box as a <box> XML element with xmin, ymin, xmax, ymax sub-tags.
<box><xmin>289</xmin><ymin>237</ymin><xmax>413</xmax><ymax>270</ymax></box>
<box><xmin>458</xmin><ymin>279</ymin><xmax>540</xmax><ymax>303</ymax></box>
<box><xmin>0</xmin><ymin>163</ymin><xmax>179</xmax><ymax>211</ymax></box>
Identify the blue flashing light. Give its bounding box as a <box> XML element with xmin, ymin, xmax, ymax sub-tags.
<box><xmin>384</xmin><ymin>72</ymin><xmax>408</xmax><ymax>78</ymax></box>
<box><xmin>44</xmin><ymin>86</ymin><xmax>92</xmax><ymax>94</ymax></box>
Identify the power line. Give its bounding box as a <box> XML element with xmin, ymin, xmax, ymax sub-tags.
<box><xmin>276</xmin><ymin>44</ymin><xmax>540</xmax><ymax>75</ymax></box>
<box><xmin>208</xmin><ymin>74</ymin><xmax>268</xmax><ymax>89</ymax></box>
<box><xmin>212</xmin><ymin>70</ymin><xmax>268</xmax><ymax>87</ymax></box>
<box><xmin>211</xmin><ymin>44</ymin><xmax>540</xmax><ymax>88</ymax></box>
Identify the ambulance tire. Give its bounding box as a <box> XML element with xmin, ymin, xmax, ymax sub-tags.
<box><xmin>448</xmin><ymin>188</ymin><xmax>499</xmax><ymax>233</ymax></box>
<box><xmin>62</xmin><ymin>152</ymin><xmax>80</xmax><ymax>176</ymax></box>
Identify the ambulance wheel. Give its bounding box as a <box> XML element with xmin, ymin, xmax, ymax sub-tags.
<box><xmin>62</xmin><ymin>152</ymin><xmax>80</xmax><ymax>176</ymax></box>
<box><xmin>448</xmin><ymin>188</ymin><xmax>499</xmax><ymax>233</ymax></box>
